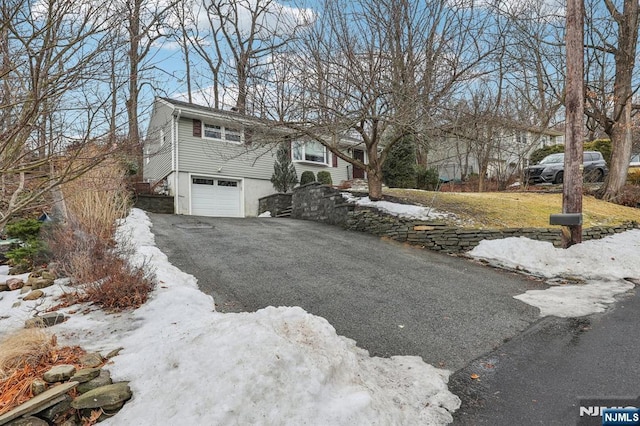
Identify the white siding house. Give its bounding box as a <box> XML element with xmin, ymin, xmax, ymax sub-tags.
<box><xmin>143</xmin><ymin>98</ymin><xmax>357</xmax><ymax>217</ymax></box>
<box><xmin>427</xmin><ymin>126</ymin><xmax>565</xmax><ymax>182</ymax></box>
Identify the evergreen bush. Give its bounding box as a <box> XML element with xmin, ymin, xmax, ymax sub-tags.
<box><xmin>300</xmin><ymin>171</ymin><xmax>316</xmax><ymax>185</ymax></box>
<box><xmin>4</xmin><ymin>219</ymin><xmax>48</xmax><ymax>270</ymax></box>
<box><xmin>317</xmin><ymin>171</ymin><xmax>333</xmax><ymax>185</ymax></box>
<box><xmin>270</xmin><ymin>144</ymin><xmax>298</xmax><ymax>193</ymax></box>
<box><xmin>415</xmin><ymin>166</ymin><xmax>440</xmax><ymax>190</ymax></box>
<box><xmin>529</xmin><ymin>144</ymin><xmax>565</xmax><ymax>164</ymax></box>
<box><xmin>382</xmin><ymin>136</ymin><xmax>417</xmax><ymax>188</ymax></box>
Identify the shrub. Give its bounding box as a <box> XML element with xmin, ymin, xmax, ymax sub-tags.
<box><xmin>4</xmin><ymin>219</ymin><xmax>41</xmax><ymax>241</ymax></box>
<box><xmin>584</xmin><ymin>139</ymin><xmax>612</xmax><ymax>166</ymax></box>
<box><xmin>300</xmin><ymin>171</ymin><xmax>316</xmax><ymax>185</ymax></box>
<box><xmin>382</xmin><ymin>136</ymin><xmax>417</xmax><ymax>188</ymax></box>
<box><xmin>415</xmin><ymin>166</ymin><xmax>439</xmax><ymax>190</ymax></box>
<box><xmin>4</xmin><ymin>219</ymin><xmax>48</xmax><ymax>270</ymax></box>
<box><xmin>270</xmin><ymin>144</ymin><xmax>298</xmax><ymax>193</ymax></box>
<box><xmin>317</xmin><ymin>171</ymin><xmax>333</xmax><ymax>186</ymax></box>
<box><xmin>529</xmin><ymin>144</ymin><xmax>565</xmax><ymax>164</ymax></box>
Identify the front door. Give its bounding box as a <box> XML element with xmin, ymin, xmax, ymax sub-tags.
<box><xmin>352</xmin><ymin>149</ymin><xmax>365</xmax><ymax>179</ymax></box>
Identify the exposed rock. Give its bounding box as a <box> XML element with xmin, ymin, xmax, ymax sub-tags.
<box><xmin>77</xmin><ymin>370</ymin><xmax>112</xmax><ymax>394</ymax></box>
<box><xmin>70</xmin><ymin>368</ymin><xmax>100</xmax><ymax>384</ymax></box>
<box><xmin>6</xmin><ymin>416</ymin><xmax>49</xmax><ymax>426</ymax></box>
<box><xmin>43</xmin><ymin>365</ymin><xmax>76</xmax><ymax>383</ymax></box>
<box><xmin>28</xmin><ymin>277</ymin><xmax>54</xmax><ymax>290</ymax></box>
<box><xmin>105</xmin><ymin>347</ymin><xmax>124</xmax><ymax>359</ymax></box>
<box><xmin>12</xmin><ymin>301</ymin><xmax>20</xmax><ymax>308</ymax></box>
<box><xmin>0</xmin><ymin>283</ymin><xmax>8</xmax><ymax>291</ymax></box>
<box><xmin>25</xmin><ymin>312</ymin><xmax>66</xmax><ymax>328</ymax></box>
<box><xmin>101</xmin><ymin>401</ymin><xmax>125</xmax><ymax>411</ymax></box>
<box><xmin>6</xmin><ymin>278</ymin><xmax>24</xmax><ymax>291</ymax></box>
<box><xmin>9</xmin><ymin>264</ymin><xmax>30</xmax><ymax>275</ymax></box>
<box><xmin>23</xmin><ymin>290</ymin><xmax>44</xmax><ymax>301</ymax></box>
<box><xmin>70</xmin><ymin>382</ymin><xmax>131</xmax><ymax>409</ymax></box>
<box><xmin>41</xmin><ymin>270</ymin><xmax>56</xmax><ymax>281</ymax></box>
<box><xmin>20</xmin><ymin>286</ymin><xmax>32</xmax><ymax>294</ymax></box>
<box><xmin>38</xmin><ymin>394</ymin><xmax>72</xmax><ymax>421</ymax></box>
<box><xmin>31</xmin><ymin>378</ymin><xmax>47</xmax><ymax>396</ymax></box>
<box><xmin>0</xmin><ymin>382</ymin><xmax>78</xmax><ymax>425</ymax></box>
<box><xmin>79</xmin><ymin>352</ymin><xmax>104</xmax><ymax>368</ymax></box>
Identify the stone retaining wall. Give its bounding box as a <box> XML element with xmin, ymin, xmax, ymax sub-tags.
<box><xmin>291</xmin><ymin>184</ymin><xmax>638</xmax><ymax>253</ymax></box>
<box><xmin>291</xmin><ymin>182</ymin><xmax>354</xmax><ymax>226</ymax></box>
<box><xmin>134</xmin><ymin>195</ymin><xmax>174</xmax><ymax>214</ymax></box>
<box><xmin>258</xmin><ymin>193</ymin><xmax>293</xmax><ymax>216</ymax></box>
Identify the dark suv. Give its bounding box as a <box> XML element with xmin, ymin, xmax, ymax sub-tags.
<box><xmin>524</xmin><ymin>151</ymin><xmax>608</xmax><ymax>184</ymax></box>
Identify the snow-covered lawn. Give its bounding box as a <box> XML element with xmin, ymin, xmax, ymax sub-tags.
<box><xmin>342</xmin><ymin>193</ymin><xmax>457</xmax><ymax>221</ymax></box>
<box><xmin>1</xmin><ymin>203</ymin><xmax>638</xmax><ymax>424</ymax></box>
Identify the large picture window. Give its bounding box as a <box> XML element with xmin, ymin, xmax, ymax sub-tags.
<box><xmin>292</xmin><ymin>141</ymin><xmax>328</xmax><ymax>165</ymax></box>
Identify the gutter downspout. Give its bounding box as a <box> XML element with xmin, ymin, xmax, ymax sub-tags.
<box><xmin>174</xmin><ymin>109</ymin><xmax>181</xmax><ymax>214</ymax></box>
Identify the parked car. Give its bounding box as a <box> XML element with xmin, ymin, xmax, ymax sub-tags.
<box><xmin>524</xmin><ymin>151</ymin><xmax>608</xmax><ymax>184</ymax></box>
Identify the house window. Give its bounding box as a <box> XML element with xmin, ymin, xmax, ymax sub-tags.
<box><xmin>204</xmin><ymin>124</ymin><xmax>222</xmax><ymax>139</ymax></box>
<box><xmin>516</xmin><ymin>132</ymin><xmax>528</xmax><ymax>145</ymax></box>
<box><xmin>225</xmin><ymin>128</ymin><xmax>241</xmax><ymax>142</ymax></box>
<box><xmin>202</xmin><ymin>123</ymin><xmax>242</xmax><ymax>143</ymax></box>
<box><xmin>292</xmin><ymin>141</ymin><xmax>328</xmax><ymax>165</ymax></box>
<box><xmin>160</xmin><ymin>129</ymin><xmax>166</xmax><ymax>146</ymax></box>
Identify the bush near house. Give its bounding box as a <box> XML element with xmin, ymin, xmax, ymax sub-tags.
<box><xmin>317</xmin><ymin>171</ymin><xmax>333</xmax><ymax>186</ymax></box>
<box><xmin>415</xmin><ymin>166</ymin><xmax>440</xmax><ymax>190</ymax></box>
<box><xmin>270</xmin><ymin>144</ymin><xmax>298</xmax><ymax>193</ymax></box>
<box><xmin>382</xmin><ymin>136</ymin><xmax>417</xmax><ymax>188</ymax></box>
<box><xmin>300</xmin><ymin>171</ymin><xmax>316</xmax><ymax>185</ymax></box>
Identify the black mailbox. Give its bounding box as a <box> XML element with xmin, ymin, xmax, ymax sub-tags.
<box><xmin>549</xmin><ymin>213</ymin><xmax>583</xmax><ymax>226</ymax></box>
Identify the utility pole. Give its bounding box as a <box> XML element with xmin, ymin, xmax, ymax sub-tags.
<box><xmin>562</xmin><ymin>0</ymin><xmax>584</xmax><ymax>248</ymax></box>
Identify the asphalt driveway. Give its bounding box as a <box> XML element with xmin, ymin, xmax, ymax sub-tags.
<box><xmin>148</xmin><ymin>213</ymin><xmax>545</xmax><ymax>371</ymax></box>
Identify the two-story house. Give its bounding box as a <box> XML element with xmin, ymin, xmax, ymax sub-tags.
<box><xmin>143</xmin><ymin>97</ymin><xmax>364</xmax><ymax>217</ymax></box>
<box><xmin>427</xmin><ymin>126</ymin><xmax>565</xmax><ymax>182</ymax></box>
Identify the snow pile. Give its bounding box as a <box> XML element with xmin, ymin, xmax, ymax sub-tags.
<box><xmin>342</xmin><ymin>193</ymin><xmax>457</xmax><ymax>221</ymax></box>
<box><xmin>258</xmin><ymin>210</ymin><xmax>272</xmax><ymax>217</ymax></box>
<box><xmin>103</xmin><ymin>209</ymin><xmax>460</xmax><ymax>425</ymax></box>
<box><xmin>470</xmin><ymin>230</ymin><xmax>640</xmax><ymax>317</ymax></box>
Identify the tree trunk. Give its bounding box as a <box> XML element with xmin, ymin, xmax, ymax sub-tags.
<box><xmin>602</xmin><ymin>98</ymin><xmax>633</xmax><ymax>201</ymax></box>
<box><xmin>366</xmin><ymin>144</ymin><xmax>383</xmax><ymax>200</ymax></box>
<box><xmin>599</xmin><ymin>0</ymin><xmax>638</xmax><ymax>201</ymax></box>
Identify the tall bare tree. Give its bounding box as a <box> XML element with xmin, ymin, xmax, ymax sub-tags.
<box><xmin>0</xmin><ymin>0</ymin><xmax>120</xmax><ymax>229</ymax></box>
<box><xmin>271</xmin><ymin>0</ymin><xmax>493</xmax><ymax>199</ymax></box>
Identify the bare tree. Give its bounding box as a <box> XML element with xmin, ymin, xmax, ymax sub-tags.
<box><xmin>584</xmin><ymin>0</ymin><xmax>639</xmax><ymax>201</ymax></box>
<box><xmin>184</xmin><ymin>0</ymin><xmax>307</xmax><ymax>113</ymax></box>
<box><xmin>268</xmin><ymin>0</ymin><xmax>493</xmax><ymax>199</ymax></box>
<box><xmin>122</xmin><ymin>0</ymin><xmax>177</xmax><ymax>144</ymax></box>
<box><xmin>0</xmin><ymin>0</ymin><xmax>122</xmax><ymax>229</ymax></box>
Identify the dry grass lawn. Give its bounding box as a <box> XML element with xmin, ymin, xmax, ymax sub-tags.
<box><xmin>385</xmin><ymin>188</ymin><xmax>640</xmax><ymax>229</ymax></box>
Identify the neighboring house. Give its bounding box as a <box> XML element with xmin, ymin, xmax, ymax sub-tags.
<box><xmin>143</xmin><ymin>97</ymin><xmax>365</xmax><ymax>217</ymax></box>
<box><xmin>427</xmin><ymin>126</ymin><xmax>565</xmax><ymax>181</ymax></box>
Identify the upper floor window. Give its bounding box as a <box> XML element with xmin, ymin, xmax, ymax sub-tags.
<box><xmin>292</xmin><ymin>140</ymin><xmax>329</xmax><ymax>165</ymax></box>
<box><xmin>202</xmin><ymin>123</ymin><xmax>242</xmax><ymax>143</ymax></box>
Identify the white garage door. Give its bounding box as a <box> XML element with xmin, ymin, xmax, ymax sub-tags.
<box><xmin>191</xmin><ymin>177</ymin><xmax>242</xmax><ymax>217</ymax></box>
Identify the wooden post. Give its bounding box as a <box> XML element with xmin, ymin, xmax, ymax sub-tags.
<box><xmin>563</xmin><ymin>0</ymin><xmax>584</xmax><ymax>248</ymax></box>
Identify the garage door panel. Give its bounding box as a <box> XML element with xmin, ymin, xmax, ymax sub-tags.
<box><xmin>191</xmin><ymin>177</ymin><xmax>242</xmax><ymax>217</ymax></box>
